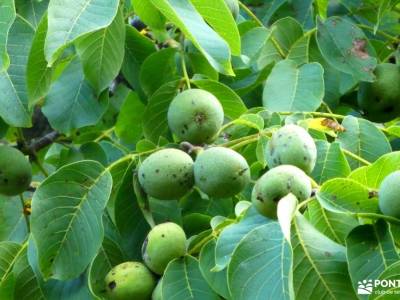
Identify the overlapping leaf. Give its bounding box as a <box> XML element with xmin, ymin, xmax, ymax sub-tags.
<box><xmin>31</xmin><ymin>160</ymin><xmax>112</xmax><ymax>280</ymax></box>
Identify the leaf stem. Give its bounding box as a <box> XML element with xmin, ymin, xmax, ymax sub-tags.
<box><xmin>34</xmin><ymin>160</ymin><xmax>49</xmax><ymax>177</ymax></box>
<box><xmin>179</xmin><ymin>36</ymin><xmax>191</xmax><ymax>89</ymax></box>
<box><xmin>342</xmin><ymin>149</ymin><xmax>372</xmax><ymax>166</ymax></box>
<box><xmin>296</xmin><ymin>197</ymin><xmax>316</xmax><ymax>211</ymax></box>
<box><xmin>188</xmin><ymin>234</ymin><xmax>214</xmax><ymax>255</ymax></box>
<box><xmin>238</xmin><ymin>1</ymin><xmax>263</xmax><ymax>27</ymax></box>
<box><xmin>19</xmin><ymin>194</ymin><xmax>30</xmax><ymax>231</ymax></box>
<box><xmin>357</xmin><ymin>24</ymin><xmax>400</xmax><ymax>43</ymax></box>
<box><xmin>356</xmin><ymin>213</ymin><xmax>400</xmax><ymax>225</ymax></box>
<box><xmin>230</xmin><ymin>136</ymin><xmax>259</xmax><ymax>150</ymax></box>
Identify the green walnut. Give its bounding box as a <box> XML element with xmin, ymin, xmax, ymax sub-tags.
<box><xmin>167</xmin><ymin>89</ymin><xmax>224</xmax><ymax>144</ymax></box>
<box><xmin>105</xmin><ymin>261</ymin><xmax>155</xmax><ymax>300</ymax></box>
<box><xmin>378</xmin><ymin>171</ymin><xmax>400</xmax><ymax>218</ymax></box>
<box><xmin>194</xmin><ymin>147</ymin><xmax>250</xmax><ymax>198</ymax></box>
<box><xmin>0</xmin><ymin>146</ymin><xmax>32</xmax><ymax>196</ymax></box>
<box><xmin>142</xmin><ymin>222</ymin><xmax>186</xmax><ymax>275</ymax></box>
<box><xmin>267</xmin><ymin>124</ymin><xmax>317</xmax><ymax>174</ymax></box>
<box><xmin>252</xmin><ymin>165</ymin><xmax>312</xmax><ymax>219</ymax></box>
<box><xmin>138</xmin><ymin>149</ymin><xmax>194</xmax><ymax>200</ymax></box>
<box><xmin>224</xmin><ymin>0</ymin><xmax>240</xmax><ymax>19</ymax></box>
<box><xmin>152</xmin><ymin>279</ymin><xmax>163</xmax><ymax>300</ymax></box>
<box><xmin>357</xmin><ymin>63</ymin><xmax>400</xmax><ymax>123</ymax></box>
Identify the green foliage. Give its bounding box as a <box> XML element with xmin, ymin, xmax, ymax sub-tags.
<box><xmin>0</xmin><ymin>1</ymin><xmax>400</xmax><ymax>299</ymax></box>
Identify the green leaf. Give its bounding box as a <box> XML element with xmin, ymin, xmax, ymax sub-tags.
<box><xmin>191</xmin><ymin>79</ymin><xmax>247</xmax><ymax>119</ymax></box>
<box><xmin>0</xmin><ymin>195</ymin><xmax>28</xmax><ymax>243</ymax></box>
<box><xmin>315</xmin><ymin>0</ymin><xmax>329</xmax><ymax>19</ymax></box>
<box><xmin>271</xmin><ymin>17</ymin><xmax>303</xmax><ymax>56</ymax></box>
<box><xmin>228</xmin><ymin>222</ymin><xmax>293</xmax><ymax>300</ymax></box>
<box><xmin>0</xmin><ymin>0</ymin><xmax>15</xmax><ymax>70</ymax></box>
<box><xmin>214</xmin><ymin>207</ymin><xmax>269</xmax><ymax>271</ymax></box>
<box><xmin>45</xmin><ymin>0</ymin><xmax>119</xmax><ymax>65</ymax></box>
<box><xmin>114</xmin><ymin>161</ymin><xmax>150</xmax><ymax>259</ymax></box>
<box><xmin>370</xmin><ymin>260</ymin><xmax>400</xmax><ymax>299</ymax></box>
<box><xmin>349</xmin><ymin>152</ymin><xmax>400</xmax><ymax>189</ymax></box>
<box><xmin>316</xmin><ymin>16</ymin><xmax>377</xmax><ymax>82</ymax></box>
<box><xmin>43</xmin><ymin>57</ymin><xmax>109</xmax><ymax>133</ymax></box>
<box><xmin>131</xmin><ymin>0</ymin><xmax>166</xmax><ymax>33</ymax></box>
<box><xmin>240</xmin><ymin>27</ymin><xmax>271</xmax><ymax>66</ymax></box>
<box><xmin>115</xmin><ymin>91</ymin><xmax>146</xmax><ymax>144</ymax></box>
<box><xmin>316</xmin><ymin>178</ymin><xmax>379</xmax><ymax>214</ymax></box>
<box><xmin>76</xmin><ymin>7</ymin><xmax>125</xmax><ymax>94</ymax></box>
<box><xmin>139</xmin><ymin>48</ymin><xmax>179</xmax><ymax>97</ymax></box>
<box><xmin>337</xmin><ymin>116</ymin><xmax>391</xmax><ymax>169</ymax></box>
<box><xmin>15</xmin><ymin>0</ymin><xmax>48</xmax><ymax>29</ymax></box>
<box><xmin>346</xmin><ymin>220</ymin><xmax>399</xmax><ymax>297</ymax></box>
<box><xmin>0</xmin><ymin>241</ymin><xmax>24</xmax><ymax>284</ymax></box>
<box><xmin>142</xmin><ymin>80</ymin><xmax>180</xmax><ymax>142</ymax></box>
<box><xmin>262</xmin><ymin>60</ymin><xmax>324</xmax><ymax>112</ymax></box>
<box><xmin>191</xmin><ymin>0</ymin><xmax>241</xmax><ymax>55</ymax></box>
<box><xmin>306</xmin><ymin>200</ymin><xmax>359</xmax><ymax>245</ymax></box>
<box><xmin>277</xmin><ymin>193</ymin><xmax>298</xmax><ymax>242</ymax></box>
<box><xmin>287</xmin><ymin>35</ymin><xmax>310</xmax><ymax>65</ymax></box>
<box><xmin>151</xmin><ymin>0</ymin><xmax>233</xmax><ymax>75</ymax></box>
<box><xmin>27</xmin><ymin>13</ymin><xmax>53</xmax><ymax>105</ymax></box>
<box><xmin>311</xmin><ymin>141</ymin><xmax>351</xmax><ymax>184</ymax></box>
<box><xmin>12</xmin><ymin>247</ymin><xmax>46</xmax><ymax>300</ymax></box>
<box><xmin>199</xmin><ymin>240</ymin><xmax>230</xmax><ymax>299</ymax></box>
<box><xmin>31</xmin><ymin>160</ymin><xmax>113</xmax><ymax>280</ymax></box>
<box><xmin>121</xmin><ymin>26</ymin><xmax>156</xmax><ymax>94</ymax></box>
<box><xmin>292</xmin><ymin>214</ymin><xmax>357</xmax><ymax>300</ymax></box>
<box><xmin>0</xmin><ymin>16</ymin><xmax>33</xmax><ymax>127</ymax></box>
<box><xmin>163</xmin><ymin>256</ymin><xmax>219</xmax><ymax>300</ymax></box>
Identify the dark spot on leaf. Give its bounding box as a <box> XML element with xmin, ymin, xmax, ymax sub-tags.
<box><xmin>356</xmin><ymin>202</ymin><xmax>360</xmax><ymax>205</ymax></box>
<box><xmin>161</xmin><ymin>234</ymin><xmax>165</xmax><ymax>238</ymax></box>
<box><xmin>351</xmin><ymin>39</ymin><xmax>369</xmax><ymax>59</ymax></box>
<box><xmin>303</xmin><ymin>156</ymin><xmax>307</xmax><ymax>161</ymax></box>
<box><xmin>155</xmin><ymin>169</ymin><xmax>159</xmax><ymax>173</ymax></box>
<box><xmin>3</xmin><ymin>178</ymin><xmax>8</xmax><ymax>184</ymax></box>
<box><xmin>108</xmin><ymin>281</ymin><xmax>116</xmax><ymax>290</ymax></box>
<box><xmin>324</xmin><ymin>251</ymin><xmax>331</xmax><ymax>257</ymax></box>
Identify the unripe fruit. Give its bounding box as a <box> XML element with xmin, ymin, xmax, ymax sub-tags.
<box><xmin>105</xmin><ymin>262</ymin><xmax>155</xmax><ymax>300</ymax></box>
<box><xmin>194</xmin><ymin>147</ymin><xmax>250</xmax><ymax>198</ymax></box>
<box><xmin>142</xmin><ymin>222</ymin><xmax>186</xmax><ymax>275</ymax></box>
<box><xmin>252</xmin><ymin>165</ymin><xmax>312</xmax><ymax>219</ymax></box>
<box><xmin>224</xmin><ymin>0</ymin><xmax>240</xmax><ymax>20</ymax></box>
<box><xmin>357</xmin><ymin>63</ymin><xmax>400</xmax><ymax>123</ymax></box>
<box><xmin>168</xmin><ymin>89</ymin><xmax>224</xmax><ymax>144</ymax></box>
<box><xmin>0</xmin><ymin>146</ymin><xmax>32</xmax><ymax>196</ymax></box>
<box><xmin>152</xmin><ymin>279</ymin><xmax>163</xmax><ymax>300</ymax></box>
<box><xmin>267</xmin><ymin>124</ymin><xmax>317</xmax><ymax>174</ymax></box>
<box><xmin>138</xmin><ymin>149</ymin><xmax>194</xmax><ymax>200</ymax></box>
<box><xmin>378</xmin><ymin>171</ymin><xmax>400</xmax><ymax>218</ymax></box>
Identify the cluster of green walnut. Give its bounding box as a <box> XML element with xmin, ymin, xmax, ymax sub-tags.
<box><xmin>0</xmin><ymin>145</ymin><xmax>32</xmax><ymax>197</ymax></box>
<box><xmin>105</xmin><ymin>222</ymin><xmax>186</xmax><ymax>300</ymax></box>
